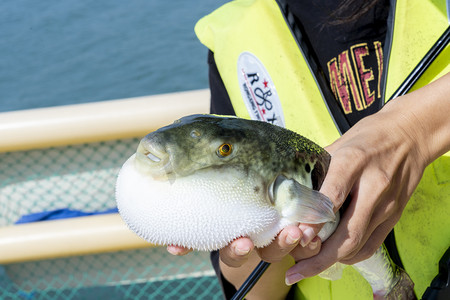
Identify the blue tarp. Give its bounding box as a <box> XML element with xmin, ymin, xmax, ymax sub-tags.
<box><xmin>14</xmin><ymin>208</ymin><xmax>119</xmax><ymax>224</ymax></box>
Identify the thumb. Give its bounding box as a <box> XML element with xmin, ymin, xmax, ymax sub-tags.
<box><xmin>298</xmin><ymin>144</ymin><xmax>356</xmax><ymax>247</ymax></box>
<box><xmin>298</xmin><ymin>223</ymin><xmax>325</xmax><ymax>247</ymax></box>
<box><xmin>320</xmin><ymin>144</ymin><xmax>358</xmax><ymax>212</ymax></box>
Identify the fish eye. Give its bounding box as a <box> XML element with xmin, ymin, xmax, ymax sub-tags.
<box><xmin>217</xmin><ymin>143</ymin><xmax>233</xmax><ymax>157</ymax></box>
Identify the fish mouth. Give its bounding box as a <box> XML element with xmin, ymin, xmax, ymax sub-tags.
<box><xmin>135</xmin><ymin>138</ymin><xmax>173</xmax><ymax>178</ymax></box>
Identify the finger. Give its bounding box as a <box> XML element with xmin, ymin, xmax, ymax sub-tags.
<box><xmin>167</xmin><ymin>245</ymin><xmax>192</xmax><ymax>256</ymax></box>
<box><xmin>285</xmin><ymin>197</ymin><xmax>372</xmax><ymax>283</ymax></box>
<box><xmin>285</xmin><ymin>236</ymin><xmax>337</xmax><ymax>285</ymax></box>
<box><xmin>256</xmin><ymin>225</ymin><xmax>301</xmax><ymax>263</ymax></box>
<box><xmin>336</xmin><ymin>171</ymin><xmax>403</xmax><ymax>261</ymax></box>
<box><xmin>319</xmin><ymin>147</ymin><xmax>360</xmax><ymax>211</ymax></box>
<box><xmin>341</xmin><ymin>194</ymin><xmax>401</xmax><ymax>262</ymax></box>
<box><xmin>340</xmin><ymin>217</ymin><xmax>398</xmax><ymax>264</ymax></box>
<box><xmin>290</xmin><ymin>236</ymin><xmax>322</xmax><ymax>261</ymax></box>
<box><xmin>298</xmin><ymin>223</ymin><xmax>324</xmax><ymax>247</ymax></box>
<box><xmin>219</xmin><ymin>237</ymin><xmax>254</xmax><ymax>268</ymax></box>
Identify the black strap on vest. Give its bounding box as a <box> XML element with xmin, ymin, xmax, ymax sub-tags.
<box><xmin>388</xmin><ymin>26</ymin><xmax>450</xmax><ymax>101</ymax></box>
<box><xmin>422</xmin><ymin>247</ymin><xmax>450</xmax><ymax>300</ymax></box>
<box><xmin>276</xmin><ymin>0</ymin><xmax>351</xmax><ymax>135</ymax></box>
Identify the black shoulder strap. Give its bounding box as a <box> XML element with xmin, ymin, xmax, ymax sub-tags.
<box><xmin>276</xmin><ymin>0</ymin><xmax>351</xmax><ymax>135</ymax></box>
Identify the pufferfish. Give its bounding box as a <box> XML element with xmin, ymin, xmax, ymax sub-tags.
<box><xmin>116</xmin><ymin>114</ymin><xmax>415</xmax><ymax>299</ymax></box>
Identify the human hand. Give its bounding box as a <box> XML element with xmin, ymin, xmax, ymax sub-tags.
<box><xmin>285</xmin><ymin>72</ymin><xmax>450</xmax><ymax>284</ymax></box>
<box><xmin>217</xmin><ymin>225</ymin><xmax>323</xmax><ymax>300</ymax></box>
<box><xmin>219</xmin><ymin>225</ymin><xmax>322</xmax><ymax>267</ymax></box>
<box><xmin>166</xmin><ymin>224</ymin><xmax>322</xmax><ymax>264</ymax></box>
<box><xmin>166</xmin><ymin>225</ymin><xmax>322</xmax><ymax>299</ymax></box>
<box><xmin>166</xmin><ymin>245</ymin><xmax>192</xmax><ymax>256</ymax></box>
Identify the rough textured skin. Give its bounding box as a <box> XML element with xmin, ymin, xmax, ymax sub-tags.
<box><xmin>141</xmin><ymin>114</ymin><xmax>330</xmax><ymax>190</ymax></box>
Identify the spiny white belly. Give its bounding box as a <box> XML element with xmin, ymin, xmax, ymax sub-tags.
<box><xmin>116</xmin><ymin>155</ymin><xmax>286</xmax><ymax>250</ymax></box>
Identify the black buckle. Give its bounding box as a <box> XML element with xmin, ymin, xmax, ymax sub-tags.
<box><xmin>422</xmin><ymin>247</ymin><xmax>450</xmax><ymax>300</ymax></box>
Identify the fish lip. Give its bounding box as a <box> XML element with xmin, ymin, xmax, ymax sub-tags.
<box><xmin>135</xmin><ymin>138</ymin><xmax>173</xmax><ymax>177</ymax></box>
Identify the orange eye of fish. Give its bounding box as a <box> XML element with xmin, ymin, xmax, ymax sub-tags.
<box><xmin>218</xmin><ymin>143</ymin><xmax>233</xmax><ymax>157</ymax></box>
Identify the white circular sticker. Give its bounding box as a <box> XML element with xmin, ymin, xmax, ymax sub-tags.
<box><xmin>237</xmin><ymin>52</ymin><xmax>285</xmax><ymax>128</ymax></box>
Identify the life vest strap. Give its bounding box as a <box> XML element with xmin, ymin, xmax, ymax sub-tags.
<box><xmin>422</xmin><ymin>247</ymin><xmax>450</xmax><ymax>299</ymax></box>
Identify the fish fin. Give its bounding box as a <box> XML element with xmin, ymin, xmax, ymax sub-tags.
<box><xmin>274</xmin><ymin>175</ymin><xmax>336</xmax><ymax>224</ymax></box>
<box><xmin>318</xmin><ymin>263</ymin><xmax>346</xmax><ymax>280</ymax></box>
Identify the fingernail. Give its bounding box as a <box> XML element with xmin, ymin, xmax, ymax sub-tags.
<box><xmin>300</xmin><ymin>227</ymin><xmax>315</xmax><ymax>247</ymax></box>
<box><xmin>234</xmin><ymin>245</ymin><xmax>251</xmax><ymax>256</ymax></box>
<box><xmin>167</xmin><ymin>246</ymin><xmax>177</xmax><ymax>255</ymax></box>
<box><xmin>167</xmin><ymin>245</ymin><xmax>182</xmax><ymax>255</ymax></box>
<box><xmin>308</xmin><ymin>240</ymin><xmax>318</xmax><ymax>251</ymax></box>
<box><xmin>286</xmin><ymin>231</ymin><xmax>300</xmax><ymax>245</ymax></box>
<box><xmin>285</xmin><ymin>273</ymin><xmax>304</xmax><ymax>285</ymax></box>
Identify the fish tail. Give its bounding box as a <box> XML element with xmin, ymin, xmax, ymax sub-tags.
<box><xmin>353</xmin><ymin>245</ymin><xmax>416</xmax><ymax>299</ymax></box>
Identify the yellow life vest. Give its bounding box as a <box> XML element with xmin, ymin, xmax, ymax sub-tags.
<box><xmin>195</xmin><ymin>0</ymin><xmax>450</xmax><ymax>298</ymax></box>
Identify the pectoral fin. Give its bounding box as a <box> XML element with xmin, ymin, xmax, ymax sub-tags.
<box><xmin>273</xmin><ymin>175</ymin><xmax>336</xmax><ymax>224</ymax></box>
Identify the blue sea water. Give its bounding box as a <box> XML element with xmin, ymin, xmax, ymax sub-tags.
<box><xmin>0</xmin><ymin>0</ymin><xmax>227</xmax><ymax>112</ymax></box>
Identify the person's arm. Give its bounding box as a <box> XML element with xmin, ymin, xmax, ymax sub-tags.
<box><xmin>286</xmin><ymin>72</ymin><xmax>450</xmax><ymax>283</ymax></box>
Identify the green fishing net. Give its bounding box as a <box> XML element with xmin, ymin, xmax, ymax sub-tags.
<box><xmin>0</xmin><ymin>139</ymin><xmax>222</xmax><ymax>299</ymax></box>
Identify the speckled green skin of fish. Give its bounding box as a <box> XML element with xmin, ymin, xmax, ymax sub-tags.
<box><xmin>139</xmin><ymin>114</ymin><xmax>330</xmax><ymax>192</ymax></box>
